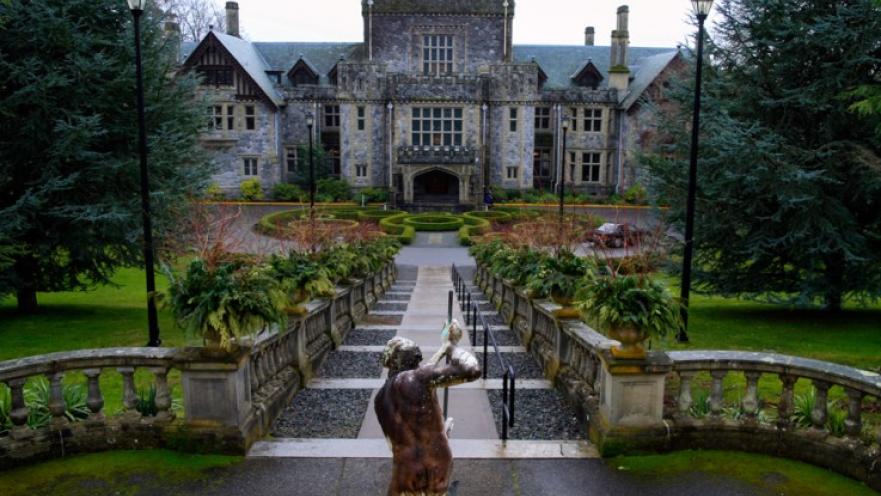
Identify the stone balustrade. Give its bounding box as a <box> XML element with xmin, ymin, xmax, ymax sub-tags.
<box><xmin>474</xmin><ymin>262</ymin><xmax>881</xmax><ymax>491</ymax></box>
<box><xmin>0</xmin><ymin>261</ymin><xmax>396</xmax><ymax>469</ymax></box>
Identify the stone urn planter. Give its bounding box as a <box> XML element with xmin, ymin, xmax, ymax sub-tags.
<box><xmin>608</xmin><ymin>326</ymin><xmax>650</xmax><ymax>359</ymax></box>
<box><xmin>550</xmin><ymin>290</ymin><xmax>580</xmax><ymax>319</ymax></box>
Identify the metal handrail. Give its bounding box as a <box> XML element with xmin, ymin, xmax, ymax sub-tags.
<box><xmin>451</xmin><ymin>264</ymin><xmax>516</xmax><ymax>440</ymax></box>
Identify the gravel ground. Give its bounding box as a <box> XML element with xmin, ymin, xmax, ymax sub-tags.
<box><xmin>364</xmin><ymin>314</ymin><xmax>403</xmax><ymax>326</ymax></box>
<box><xmin>379</xmin><ymin>293</ymin><xmax>411</xmax><ymax>301</ymax></box>
<box><xmin>373</xmin><ymin>302</ymin><xmax>407</xmax><ymax>312</ymax></box>
<box><xmin>316</xmin><ymin>351</ymin><xmax>384</xmax><ymax>378</ymax></box>
<box><xmin>343</xmin><ymin>329</ymin><xmax>397</xmax><ymax>346</ymax></box>
<box><xmin>475</xmin><ymin>352</ymin><xmax>544</xmax><ymax>379</ymax></box>
<box><xmin>271</xmin><ymin>389</ymin><xmax>373</xmax><ymax>438</ymax></box>
<box><xmin>487</xmin><ymin>389</ymin><xmax>585</xmax><ymax>440</ymax></box>
<box><xmin>472</xmin><ymin>329</ymin><xmax>521</xmax><ymax>346</ymax></box>
<box><xmin>479</xmin><ymin>313</ymin><xmax>508</xmax><ymax>326</ymax></box>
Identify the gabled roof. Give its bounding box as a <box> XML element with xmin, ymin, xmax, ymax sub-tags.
<box><xmin>620</xmin><ymin>50</ymin><xmax>681</xmax><ymax>110</ymax></box>
<box><xmin>182</xmin><ymin>31</ymin><xmax>284</xmax><ymax>107</ymax></box>
<box><xmin>570</xmin><ymin>59</ymin><xmax>603</xmax><ymax>89</ymax></box>
<box><xmin>253</xmin><ymin>42</ymin><xmax>361</xmax><ymax>86</ymax></box>
<box><xmin>287</xmin><ymin>56</ymin><xmax>320</xmax><ymax>81</ymax></box>
<box><xmin>512</xmin><ymin>45</ymin><xmax>675</xmax><ymax>91</ymax></box>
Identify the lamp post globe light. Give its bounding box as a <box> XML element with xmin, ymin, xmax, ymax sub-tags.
<box><xmin>559</xmin><ymin>115</ymin><xmax>570</xmax><ymax>221</ymax></box>
<box><xmin>127</xmin><ymin>0</ymin><xmax>160</xmax><ymax>347</ymax></box>
<box><xmin>306</xmin><ymin>113</ymin><xmax>315</xmax><ymax>216</ymax></box>
<box><xmin>679</xmin><ymin>0</ymin><xmax>713</xmax><ymax>342</ymax></box>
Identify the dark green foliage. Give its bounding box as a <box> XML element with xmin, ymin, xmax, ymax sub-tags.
<box><xmin>23</xmin><ymin>377</ymin><xmax>90</xmax><ymax>428</ymax></box>
<box><xmin>526</xmin><ymin>250</ymin><xmax>594</xmax><ymax>299</ymax></box>
<box><xmin>239</xmin><ymin>179</ymin><xmax>263</xmax><ymax>201</ymax></box>
<box><xmin>289</xmin><ymin>145</ymin><xmax>329</xmax><ymax>187</ymax></box>
<box><xmin>357</xmin><ymin>187</ymin><xmax>389</xmax><ymax>203</ymax></box>
<box><xmin>646</xmin><ymin>0</ymin><xmax>881</xmax><ymax>309</ymax></box>
<box><xmin>316</xmin><ymin>178</ymin><xmax>352</xmax><ymax>201</ymax></box>
<box><xmin>272</xmin><ymin>183</ymin><xmax>304</xmax><ymax>202</ymax></box>
<box><xmin>0</xmin><ymin>0</ymin><xmax>211</xmax><ymax>310</ymax></box>
<box><xmin>136</xmin><ymin>385</ymin><xmax>158</xmax><ymax>417</ymax></box>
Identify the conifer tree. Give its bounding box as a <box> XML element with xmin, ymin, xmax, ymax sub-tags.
<box><xmin>647</xmin><ymin>0</ymin><xmax>881</xmax><ymax>310</ymax></box>
<box><xmin>0</xmin><ymin>0</ymin><xmax>211</xmax><ymax>312</ymax></box>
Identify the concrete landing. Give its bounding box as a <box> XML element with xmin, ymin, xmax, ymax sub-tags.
<box><xmin>249</xmin><ymin>438</ymin><xmax>598</xmax><ymax>459</ymax></box>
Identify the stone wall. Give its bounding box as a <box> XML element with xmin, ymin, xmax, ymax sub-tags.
<box><xmin>472</xmin><ymin>262</ymin><xmax>881</xmax><ymax>492</ymax></box>
<box><xmin>0</xmin><ymin>262</ymin><xmax>396</xmax><ymax>469</ymax></box>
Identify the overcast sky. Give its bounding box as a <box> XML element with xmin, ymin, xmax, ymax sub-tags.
<box><xmin>229</xmin><ymin>0</ymin><xmax>713</xmax><ymax>48</ymax></box>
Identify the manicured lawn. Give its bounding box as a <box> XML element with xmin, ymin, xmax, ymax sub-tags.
<box><xmin>0</xmin><ymin>450</ymin><xmax>241</xmax><ymax>496</ymax></box>
<box><xmin>669</xmin><ymin>292</ymin><xmax>881</xmax><ymax>371</ymax></box>
<box><xmin>610</xmin><ymin>450</ymin><xmax>878</xmax><ymax>496</ymax></box>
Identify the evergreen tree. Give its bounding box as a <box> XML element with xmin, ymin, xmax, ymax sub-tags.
<box><xmin>647</xmin><ymin>0</ymin><xmax>881</xmax><ymax>310</ymax></box>
<box><xmin>0</xmin><ymin>0</ymin><xmax>211</xmax><ymax>312</ymax></box>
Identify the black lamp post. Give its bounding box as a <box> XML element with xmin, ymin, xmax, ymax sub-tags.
<box><xmin>306</xmin><ymin>113</ymin><xmax>315</xmax><ymax>216</ymax></box>
<box><xmin>128</xmin><ymin>0</ymin><xmax>160</xmax><ymax>347</ymax></box>
<box><xmin>559</xmin><ymin>115</ymin><xmax>570</xmax><ymax>221</ymax></box>
<box><xmin>679</xmin><ymin>0</ymin><xmax>714</xmax><ymax>343</ymax></box>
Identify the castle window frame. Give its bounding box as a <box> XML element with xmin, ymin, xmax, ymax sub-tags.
<box><xmin>509</xmin><ymin>108</ymin><xmax>518</xmax><ymax>132</ymax></box>
<box><xmin>208</xmin><ymin>105</ymin><xmax>224</xmax><ymax>131</ymax></box>
<box><xmin>245</xmin><ymin>105</ymin><xmax>257</xmax><ymax>131</ymax></box>
<box><xmin>357</xmin><ymin>106</ymin><xmax>366</xmax><ymax>131</ymax></box>
<box><xmin>411</xmin><ymin>107</ymin><xmax>463</xmax><ymax>147</ymax></box>
<box><xmin>422</xmin><ymin>34</ymin><xmax>454</xmax><ymax>76</ymax></box>
<box><xmin>242</xmin><ymin>157</ymin><xmax>259</xmax><ymax>176</ymax></box>
<box><xmin>356</xmin><ymin>163</ymin><xmax>368</xmax><ymax>178</ymax></box>
<box><xmin>581</xmin><ymin>152</ymin><xmax>603</xmax><ymax>183</ymax></box>
<box><xmin>583</xmin><ymin>108</ymin><xmax>603</xmax><ymax>133</ymax></box>
<box><xmin>285</xmin><ymin>146</ymin><xmax>299</xmax><ymax>174</ymax></box>
<box><xmin>324</xmin><ymin>105</ymin><xmax>341</xmax><ymax>128</ymax></box>
<box><xmin>506</xmin><ymin>166</ymin><xmax>519</xmax><ymax>180</ymax></box>
<box><xmin>535</xmin><ymin>107</ymin><xmax>551</xmax><ymax>130</ymax></box>
<box><xmin>569</xmin><ymin>108</ymin><xmax>578</xmax><ymax>131</ymax></box>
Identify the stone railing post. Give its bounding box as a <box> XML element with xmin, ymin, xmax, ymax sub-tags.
<box><xmin>844</xmin><ymin>388</ymin><xmax>864</xmax><ymax>438</ymax></box>
<box><xmin>6</xmin><ymin>378</ymin><xmax>31</xmax><ymax>439</ymax></box>
<box><xmin>82</xmin><ymin>368</ymin><xmax>105</xmax><ymax>421</ymax></box>
<box><xmin>709</xmin><ymin>370</ymin><xmax>727</xmax><ymax>420</ymax></box>
<box><xmin>811</xmin><ymin>380</ymin><xmax>830</xmax><ymax>433</ymax></box>
<box><xmin>777</xmin><ymin>374</ymin><xmax>797</xmax><ymax>429</ymax></box>
<box><xmin>741</xmin><ymin>371</ymin><xmax>761</xmax><ymax>420</ymax></box>
<box><xmin>677</xmin><ymin>371</ymin><xmax>695</xmax><ymax>418</ymax></box>
<box><xmin>179</xmin><ymin>347</ymin><xmax>253</xmax><ymax>441</ymax></box>
<box><xmin>117</xmin><ymin>367</ymin><xmax>139</xmax><ymax>420</ymax></box>
<box><xmin>151</xmin><ymin>367</ymin><xmax>173</xmax><ymax>422</ymax></box>
<box><xmin>592</xmin><ymin>348</ymin><xmax>672</xmax><ymax>455</ymax></box>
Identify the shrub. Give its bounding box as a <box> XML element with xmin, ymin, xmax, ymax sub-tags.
<box><xmin>21</xmin><ymin>377</ymin><xmax>90</xmax><ymax>429</ymax></box>
<box><xmin>464</xmin><ymin>210</ymin><xmax>512</xmax><ymax>223</ymax></box>
<box><xmin>240</xmin><ymin>179</ymin><xmax>263</xmax><ymax>201</ymax></box>
<box><xmin>575</xmin><ymin>272</ymin><xmax>681</xmax><ymax>339</ymax></box>
<box><xmin>204</xmin><ymin>182</ymin><xmax>225</xmax><ymax>201</ymax></box>
<box><xmin>359</xmin><ymin>209</ymin><xmax>405</xmax><ymax>222</ymax></box>
<box><xmin>458</xmin><ymin>215</ymin><xmax>492</xmax><ymax>246</ymax></box>
<box><xmin>256</xmin><ymin>210</ymin><xmax>300</xmax><ymax>235</ymax></box>
<box><xmin>526</xmin><ymin>250</ymin><xmax>594</xmax><ymax>300</ymax></box>
<box><xmin>623</xmin><ymin>184</ymin><xmax>648</xmax><ymax>205</ymax></box>
<box><xmin>402</xmin><ymin>214</ymin><xmax>464</xmax><ymax>231</ymax></box>
<box><xmin>273</xmin><ymin>183</ymin><xmax>304</xmax><ymax>202</ymax></box>
<box><xmin>315</xmin><ymin>193</ymin><xmax>334</xmax><ymax>203</ymax></box>
<box><xmin>490</xmin><ymin>186</ymin><xmax>508</xmax><ymax>202</ymax></box>
<box><xmin>358</xmin><ymin>187</ymin><xmax>389</xmax><ymax>203</ymax></box>
<box><xmin>379</xmin><ymin>213</ymin><xmax>415</xmax><ymax>245</ymax></box>
<box><xmin>136</xmin><ymin>385</ymin><xmax>158</xmax><ymax>417</ymax></box>
<box><xmin>316</xmin><ymin>178</ymin><xmax>351</xmax><ymax>201</ymax></box>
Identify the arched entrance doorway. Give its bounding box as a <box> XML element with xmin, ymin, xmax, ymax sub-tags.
<box><xmin>413</xmin><ymin>169</ymin><xmax>459</xmax><ymax>203</ymax></box>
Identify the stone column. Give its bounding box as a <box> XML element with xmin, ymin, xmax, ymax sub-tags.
<box><xmin>179</xmin><ymin>347</ymin><xmax>253</xmax><ymax>431</ymax></box>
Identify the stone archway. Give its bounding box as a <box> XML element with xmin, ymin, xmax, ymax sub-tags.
<box><xmin>412</xmin><ymin>169</ymin><xmax>460</xmax><ymax>204</ymax></box>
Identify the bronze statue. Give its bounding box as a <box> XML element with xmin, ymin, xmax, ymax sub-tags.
<box><xmin>375</xmin><ymin>320</ymin><xmax>481</xmax><ymax>496</ymax></box>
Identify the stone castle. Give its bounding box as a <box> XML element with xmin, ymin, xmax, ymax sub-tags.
<box><xmin>180</xmin><ymin>1</ymin><xmax>682</xmax><ymax>206</ymax></box>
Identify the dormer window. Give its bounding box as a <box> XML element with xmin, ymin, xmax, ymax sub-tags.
<box><xmin>288</xmin><ymin>58</ymin><xmax>319</xmax><ymax>86</ymax></box>
<box><xmin>571</xmin><ymin>60</ymin><xmax>604</xmax><ymax>90</ymax></box>
<box><xmin>423</xmin><ymin>35</ymin><xmax>453</xmax><ymax>76</ymax></box>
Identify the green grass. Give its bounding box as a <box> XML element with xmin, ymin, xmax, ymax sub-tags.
<box><xmin>668</xmin><ymin>292</ymin><xmax>881</xmax><ymax>371</ymax></box>
<box><xmin>610</xmin><ymin>450</ymin><xmax>879</xmax><ymax>496</ymax></box>
<box><xmin>0</xmin><ymin>450</ymin><xmax>241</xmax><ymax>496</ymax></box>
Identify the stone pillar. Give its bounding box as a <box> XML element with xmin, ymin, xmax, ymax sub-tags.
<box><xmin>179</xmin><ymin>348</ymin><xmax>252</xmax><ymax>430</ymax></box>
<box><xmin>609</xmin><ymin>5</ymin><xmax>631</xmax><ymax>94</ymax></box>
<box><xmin>591</xmin><ymin>349</ymin><xmax>672</xmax><ymax>455</ymax></box>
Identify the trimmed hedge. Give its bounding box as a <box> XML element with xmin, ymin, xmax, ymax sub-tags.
<box><xmin>458</xmin><ymin>215</ymin><xmax>491</xmax><ymax>246</ymax></box>
<box><xmin>402</xmin><ymin>215</ymin><xmax>464</xmax><ymax>231</ymax></box>
<box><xmin>464</xmin><ymin>210</ymin><xmax>512</xmax><ymax>223</ymax></box>
<box><xmin>358</xmin><ymin>209</ymin><xmax>406</xmax><ymax>222</ymax></box>
<box><xmin>494</xmin><ymin>206</ymin><xmax>542</xmax><ymax>221</ymax></box>
<box><xmin>379</xmin><ymin>213</ymin><xmax>415</xmax><ymax>245</ymax></box>
<box><xmin>256</xmin><ymin>210</ymin><xmax>300</xmax><ymax>234</ymax></box>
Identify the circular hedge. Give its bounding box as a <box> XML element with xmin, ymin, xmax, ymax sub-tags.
<box><xmin>256</xmin><ymin>210</ymin><xmax>360</xmax><ymax>237</ymax></box>
<box><xmin>402</xmin><ymin>215</ymin><xmax>464</xmax><ymax>231</ymax></box>
<box><xmin>378</xmin><ymin>213</ymin><xmax>415</xmax><ymax>244</ymax></box>
<box><xmin>464</xmin><ymin>210</ymin><xmax>512</xmax><ymax>223</ymax></box>
<box><xmin>358</xmin><ymin>209</ymin><xmax>405</xmax><ymax>222</ymax></box>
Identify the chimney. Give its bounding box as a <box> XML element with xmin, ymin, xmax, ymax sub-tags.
<box><xmin>584</xmin><ymin>26</ymin><xmax>595</xmax><ymax>46</ymax></box>
<box><xmin>609</xmin><ymin>5</ymin><xmax>631</xmax><ymax>93</ymax></box>
<box><xmin>164</xmin><ymin>13</ymin><xmax>182</xmax><ymax>62</ymax></box>
<box><xmin>226</xmin><ymin>1</ymin><xmax>240</xmax><ymax>38</ymax></box>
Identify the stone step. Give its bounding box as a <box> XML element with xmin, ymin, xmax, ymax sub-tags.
<box><xmin>337</xmin><ymin>345</ymin><xmax>527</xmax><ymax>354</ymax></box>
<box><xmin>306</xmin><ymin>378</ymin><xmax>553</xmax><ymax>390</ymax></box>
<box><xmin>249</xmin><ymin>438</ymin><xmax>598</xmax><ymax>459</ymax></box>
<box><xmin>355</xmin><ymin>324</ymin><xmax>511</xmax><ymax>332</ymax></box>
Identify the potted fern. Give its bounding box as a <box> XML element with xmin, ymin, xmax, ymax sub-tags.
<box><xmin>268</xmin><ymin>252</ymin><xmax>335</xmax><ymax>314</ymax></box>
<box><xmin>167</xmin><ymin>259</ymin><xmax>288</xmax><ymax>351</ymax></box>
<box><xmin>575</xmin><ymin>271</ymin><xmax>680</xmax><ymax>359</ymax></box>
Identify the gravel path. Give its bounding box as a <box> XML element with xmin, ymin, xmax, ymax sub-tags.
<box><xmin>317</xmin><ymin>351</ymin><xmax>383</xmax><ymax>378</ymax></box>
<box><xmin>487</xmin><ymin>389</ymin><xmax>584</xmax><ymax>440</ymax></box>
<box><xmin>343</xmin><ymin>329</ymin><xmax>397</xmax><ymax>346</ymax></box>
<box><xmin>472</xmin><ymin>329</ymin><xmax>521</xmax><ymax>346</ymax></box>
<box><xmin>271</xmin><ymin>389</ymin><xmax>373</xmax><ymax>438</ymax></box>
<box><xmin>364</xmin><ymin>314</ymin><xmax>403</xmax><ymax>326</ymax></box>
<box><xmin>475</xmin><ymin>352</ymin><xmax>544</xmax><ymax>379</ymax></box>
<box><xmin>373</xmin><ymin>302</ymin><xmax>407</xmax><ymax>312</ymax></box>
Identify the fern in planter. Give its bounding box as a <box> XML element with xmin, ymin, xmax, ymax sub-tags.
<box><xmin>525</xmin><ymin>251</ymin><xmax>594</xmax><ymax>301</ymax></box>
<box><xmin>469</xmin><ymin>239</ymin><xmax>505</xmax><ymax>266</ymax></box>
<box><xmin>491</xmin><ymin>247</ymin><xmax>546</xmax><ymax>286</ymax></box>
<box><xmin>268</xmin><ymin>252</ymin><xmax>336</xmax><ymax>304</ymax></box>
<box><xmin>316</xmin><ymin>245</ymin><xmax>357</xmax><ymax>284</ymax></box>
<box><xmin>167</xmin><ymin>259</ymin><xmax>288</xmax><ymax>351</ymax></box>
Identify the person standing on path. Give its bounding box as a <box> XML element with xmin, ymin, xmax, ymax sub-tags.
<box><xmin>375</xmin><ymin>323</ymin><xmax>480</xmax><ymax>496</ymax></box>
